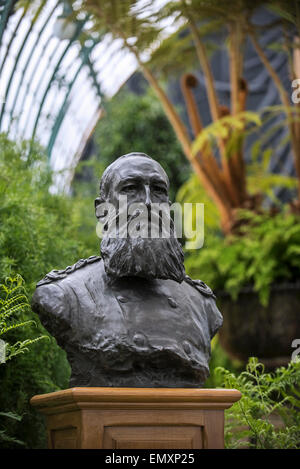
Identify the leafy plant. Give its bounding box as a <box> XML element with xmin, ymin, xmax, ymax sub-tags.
<box><xmin>178</xmin><ymin>115</ymin><xmax>299</xmax><ymax>236</ymax></box>
<box><xmin>0</xmin><ymin>134</ymin><xmax>84</xmax><ymax>289</ymax></box>
<box><xmin>177</xmin><ymin>172</ymin><xmax>221</xmax><ymax>232</ymax></box>
<box><xmin>0</xmin><ymin>133</ymin><xmax>95</xmax><ymax>447</ymax></box>
<box><xmin>0</xmin><ymin>275</ymin><xmax>47</xmax><ymax>447</ymax></box>
<box><xmin>191</xmin><ymin>111</ymin><xmax>262</xmax><ymax>157</ymax></box>
<box><xmin>215</xmin><ymin>357</ymin><xmax>300</xmax><ymax>449</ymax></box>
<box><xmin>0</xmin><ymin>276</ymin><xmax>47</xmax><ymax>362</ymax></box>
<box><xmin>184</xmin><ymin>210</ymin><xmax>300</xmax><ymax>305</ymax></box>
<box><xmin>0</xmin><ymin>411</ymin><xmax>24</xmax><ymax>447</ymax></box>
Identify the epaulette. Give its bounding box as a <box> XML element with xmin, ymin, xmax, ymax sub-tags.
<box><xmin>184</xmin><ymin>275</ymin><xmax>216</xmax><ymax>299</ymax></box>
<box><xmin>36</xmin><ymin>255</ymin><xmax>101</xmax><ymax>287</ymax></box>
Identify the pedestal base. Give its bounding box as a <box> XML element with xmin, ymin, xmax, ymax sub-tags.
<box><xmin>30</xmin><ymin>387</ymin><xmax>241</xmax><ymax>449</ymax></box>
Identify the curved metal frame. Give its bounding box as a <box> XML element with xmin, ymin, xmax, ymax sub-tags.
<box><xmin>0</xmin><ymin>0</ymin><xmax>15</xmax><ymax>45</ymax></box>
<box><xmin>0</xmin><ymin>0</ymin><xmax>104</xmax><ymax>168</ymax></box>
<box><xmin>0</xmin><ymin>4</ymin><xmax>29</xmax><ymax>77</ymax></box>
<box><xmin>0</xmin><ymin>1</ymin><xmax>47</xmax><ymax>127</ymax></box>
<box><xmin>47</xmin><ymin>42</ymin><xmax>98</xmax><ymax>157</ymax></box>
<box><xmin>7</xmin><ymin>0</ymin><xmax>60</xmax><ymax>132</ymax></box>
<box><xmin>30</xmin><ymin>21</ymin><xmax>82</xmax><ymax>142</ymax></box>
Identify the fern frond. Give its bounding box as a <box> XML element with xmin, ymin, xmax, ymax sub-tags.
<box><xmin>0</xmin><ymin>411</ymin><xmax>22</xmax><ymax>422</ymax></box>
<box><xmin>0</xmin><ymin>320</ymin><xmax>36</xmax><ymax>336</ymax></box>
<box><xmin>0</xmin><ymin>276</ymin><xmax>48</xmax><ymax>364</ymax></box>
<box><xmin>191</xmin><ymin>112</ymin><xmax>261</xmax><ymax>157</ymax></box>
<box><xmin>216</xmin><ymin>357</ymin><xmax>300</xmax><ymax>448</ymax></box>
<box><xmin>5</xmin><ymin>336</ymin><xmax>49</xmax><ymax>362</ymax></box>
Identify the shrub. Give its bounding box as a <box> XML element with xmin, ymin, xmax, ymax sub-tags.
<box><xmin>0</xmin><ymin>276</ymin><xmax>47</xmax><ymax>447</ymax></box>
<box><xmin>0</xmin><ymin>134</ymin><xmax>86</xmax><ymax>290</ymax></box>
<box><xmin>0</xmin><ymin>133</ymin><xmax>91</xmax><ymax>447</ymax></box>
<box><xmin>215</xmin><ymin>357</ymin><xmax>300</xmax><ymax>449</ymax></box>
<box><xmin>0</xmin><ymin>275</ymin><xmax>46</xmax><ymax>362</ymax></box>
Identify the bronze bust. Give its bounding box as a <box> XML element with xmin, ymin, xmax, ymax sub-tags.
<box><xmin>32</xmin><ymin>152</ymin><xmax>222</xmax><ymax>388</ymax></box>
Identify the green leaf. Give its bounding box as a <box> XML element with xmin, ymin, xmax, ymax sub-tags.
<box><xmin>191</xmin><ymin>112</ymin><xmax>261</xmax><ymax>157</ymax></box>
<box><xmin>0</xmin><ymin>411</ymin><xmax>22</xmax><ymax>422</ymax></box>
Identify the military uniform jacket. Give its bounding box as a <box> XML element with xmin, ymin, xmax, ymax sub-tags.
<box><xmin>32</xmin><ymin>256</ymin><xmax>223</xmax><ymax>388</ymax></box>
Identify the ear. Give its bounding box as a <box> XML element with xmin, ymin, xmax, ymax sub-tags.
<box><xmin>95</xmin><ymin>196</ymin><xmax>105</xmax><ymax>220</ymax></box>
<box><xmin>95</xmin><ymin>197</ymin><xmax>102</xmax><ymax>209</ymax></box>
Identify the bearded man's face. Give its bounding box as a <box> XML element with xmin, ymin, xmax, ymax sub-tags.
<box><xmin>95</xmin><ymin>155</ymin><xmax>186</xmax><ymax>283</ymax></box>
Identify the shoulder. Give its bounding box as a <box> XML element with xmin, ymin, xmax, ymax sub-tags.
<box><xmin>35</xmin><ymin>255</ymin><xmax>102</xmax><ymax>287</ymax></box>
<box><xmin>32</xmin><ymin>279</ymin><xmax>65</xmax><ymax>315</ymax></box>
<box><xmin>184</xmin><ymin>275</ymin><xmax>216</xmax><ymax>299</ymax></box>
<box><xmin>183</xmin><ymin>275</ymin><xmax>222</xmax><ymax>338</ymax></box>
<box><xmin>31</xmin><ymin>279</ymin><xmax>71</xmax><ymax>340</ymax></box>
<box><xmin>32</xmin><ymin>255</ymin><xmax>102</xmax><ymax>320</ymax></box>
<box><xmin>32</xmin><ymin>255</ymin><xmax>102</xmax><ymax>318</ymax></box>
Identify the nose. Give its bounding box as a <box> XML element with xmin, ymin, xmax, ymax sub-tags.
<box><xmin>144</xmin><ymin>184</ymin><xmax>152</xmax><ymax>208</ymax></box>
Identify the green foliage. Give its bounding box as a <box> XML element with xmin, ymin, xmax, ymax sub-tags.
<box><xmin>0</xmin><ymin>275</ymin><xmax>48</xmax><ymax>447</ymax></box>
<box><xmin>177</xmin><ymin>135</ymin><xmax>299</xmax><ymax>237</ymax></box>
<box><xmin>0</xmin><ymin>133</ymin><xmax>95</xmax><ymax>447</ymax></box>
<box><xmin>91</xmin><ymin>87</ymin><xmax>191</xmax><ymax>201</ymax></box>
<box><xmin>190</xmin><ymin>107</ymin><xmax>298</xmax><ymax>203</ymax></box>
<box><xmin>146</xmin><ymin>24</ymin><xmax>198</xmax><ymax>78</ymax></box>
<box><xmin>71</xmin><ymin>156</ymin><xmax>103</xmax><ymax>255</ymax></box>
<box><xmin>70</xmin><ymin>0</ymin><xmax>162</xmax><ymax>52</ymax></box>
<box><xmin>268</xmin><ymin>0</ymin><xmax>300</xmax><ymax>32</ymax></box>
<box><xmin>179</xmin><ymin>104</ymin><xmax>300</xmax><ymax>281</ymax></box>
<box><xmin>248</xmin><ymin>143</ymin><xmax>298</xmax><ymax>205</ymax></box>
<box><xmin>146</xmin><ymin>19</ymin><xmax>221</xmax><ymax>78</ymax></box>
<box><xmin>0</xmin><ymin>276</ymin><xmax>47</xmax><ymax>362</ymax></box>
<box><xmin>68</xmin><ymin>0</ymin><xmax>267</xmax><ymax>82</ymax></box>
<box><xmin>215</xmin><ymin>357</ymin><xmax>300</xmax><ymax>449</ymax></box>
<box><xmin>191</xmin><ymin>111</ymin><xmax>262</xmax><ymax>158</ymax></box>
<box><xmin>0</xmin><ymin>134</ymin><xmax>84</xmax><ymax>290</ymax></box>
<box><xmin>0</xmin><ymin>411</ymin><xmax>24</xmax><ymax>447</ymax></box>
<box><xmin>184</xmin><ymin>210</ymin><xmax>300</xmax><ymax>306</ymax></box>
<box><xmin>177</xmin><ymin>173</ymin><xmax>221</xmax><ymax>231</ymax></box>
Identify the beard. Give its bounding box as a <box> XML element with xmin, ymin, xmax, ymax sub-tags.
<box><xmin>100</xmin><ymin>205</ymin><xmax>186</xmax><ymax>283</ymax></box>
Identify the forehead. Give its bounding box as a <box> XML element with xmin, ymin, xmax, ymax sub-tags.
<box><xmin>112</xmin><ymin>156</ymin><xmax>168</xmax><ymax>184</ymax></box>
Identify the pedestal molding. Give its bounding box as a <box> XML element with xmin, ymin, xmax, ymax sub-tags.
<box><xmin>30</xmin><ymin>387</ymin><xmax>241</xmax><ymax>449</ymax></box>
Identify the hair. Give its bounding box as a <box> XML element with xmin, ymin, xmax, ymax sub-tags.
<box><xmin>98</xmin><ymin>152</ymin><xmax>169</xmax><ymax>203</ymax></box>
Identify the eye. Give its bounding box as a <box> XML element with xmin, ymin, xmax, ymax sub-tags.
<box><xmin>153</xmin><ymin>185</ymin><xmax>167</xmax><ymax>194</ymax></box>
<box><xmin>121</xmin><ymin>184</ymin><xmax>138</xmax><ymax>193</ymax></box>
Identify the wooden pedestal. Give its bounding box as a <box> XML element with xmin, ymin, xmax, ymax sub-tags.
<box><xmin>30</xmin><ymin>387</ymin><xmax>241</xmax><ymax>449</ymax></box>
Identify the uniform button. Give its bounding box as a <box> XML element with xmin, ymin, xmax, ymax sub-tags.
<box><xmin>133</xmin><ymin>334</ymin><xmax>146</xmax><ymax>347</ymax></box>
<box><xmin>168</xmin><ymin>297</ymin><xmax>177</xmax><ymax>308</ymax></box>
<box><xmin>117</xmin><ymin>296</ymin><xmax>127</xmax><ymax>303</ymax></box>
<box><xmin>183</xmin><ymin>340</ymin><xmax>192</xmax><ymax>355</ymax></box>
